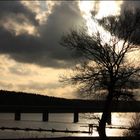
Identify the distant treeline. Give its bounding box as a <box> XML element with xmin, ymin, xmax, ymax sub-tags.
<box><xmin>1</xmin><ymin>90</ymin><xmax>140</xmax><ymax>112</ymax></box>
<box><xmin>0</xmin><ymin>90</ymin><xmax>96</xmax><ymax>106</ymax></box>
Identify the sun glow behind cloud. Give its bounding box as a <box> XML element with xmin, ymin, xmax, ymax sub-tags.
<box><xmin>78</xmin><ymin>0</ymin><xmax>140</xmax><ymax>63</ymax></box>
<box><xmin>96</xmin><ymin>1</ymin><xmax>123</xmax><ymax>19</ymax></box>
<box><xmin>78</xmin><ymin>0</ymin><xmax>123</xmax><ymax>35</ymax></box>
<box><xmin>78</xmin><ymin>1</ymin><xmax>96</xmax><ymax>35</ymax></box>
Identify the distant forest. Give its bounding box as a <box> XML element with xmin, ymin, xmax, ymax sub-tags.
<box><xmin>0</xmin><ymin>90</ymin><xmax>95</xmax><ymax>106</ymax></box>
<box><xmin>1</xmin><ymin>90</ymin><xmax>140</xmax><ymax>112</ymax></box>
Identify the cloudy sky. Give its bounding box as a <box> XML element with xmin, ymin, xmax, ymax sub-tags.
<box><xmin>0</xmin><ymin>1</ymin><xmax>139</xmax><ymax>99</ymax></box>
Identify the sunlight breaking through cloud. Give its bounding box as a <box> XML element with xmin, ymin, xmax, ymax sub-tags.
<box><xmin>78</xmin><ymin>0</ymin><xmax>123</xmax><ymax>35</ymax></box>
<box><xmin>1</xmin><ymin>17</ymin><xmax>39</xmax><ymax>36</ymax></box>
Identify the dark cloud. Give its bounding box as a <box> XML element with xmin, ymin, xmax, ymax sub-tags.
<box><xmin>120</xmin><ymin>1</ymin><xmax>140</xmax><ymax>13</ymax></box>
<box><xmin>0</xmin><ymin>1</ymin><xmax>38</xmax><ymax>26</ymax></box>
<box><xmin>39</xmin><ymin>1</ymin><xmax>85</xmax><ymax>62</ymax></box>
<box><xmin>0</xmin><ymin>1</ymin><xmax>85</xmax><ymax>68</ymax></box>
<box><xmin>119</xmin><ymin>1</ymin><xmax>140</xmax><ymax>45</ymax></box>
<box><xmin>97</xmin><ymin>1</ymin><xmax>140</xmax><ymax>45</ymax></box>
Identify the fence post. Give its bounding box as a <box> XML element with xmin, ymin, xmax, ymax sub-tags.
<box><xmin>74</xmin><ymin>112</ymin><xmax>78</xmax><ymax>123</ymax></box>
<box><xmin>42</xmin><ymin>111</ymin><xmax>49</xmax><ymax>121</ymax></box>
<box><xmin>15</xmin><ymin>111</ymin><xmax>21</xmax><ymax>121</ymax></box>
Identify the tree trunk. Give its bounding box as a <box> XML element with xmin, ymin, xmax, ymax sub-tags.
<box><xmin>97</xmin><ymin>92</ymin><xmax>113</xmax><ymax>138</ymax></box>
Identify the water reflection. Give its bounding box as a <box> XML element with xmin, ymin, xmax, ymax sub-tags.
<box><xmin>0</xmin><ymin>113</ymin><xmax>136</xmax><ymax>139</ymax></box>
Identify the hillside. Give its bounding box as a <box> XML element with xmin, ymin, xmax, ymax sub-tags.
<box><xmin>0</xmin><ymin>90</ymin><xmax>96</xmax><ymax>106</ymax></box>
<box><xmin>0</xmin><ymin>90</ymin><xmax>72</xmax><ymax>106</ymax></box>
<box><xmin>0</xmin><ymin>90</ymin><xmax>140</xmax><ymax>113</ymax></box>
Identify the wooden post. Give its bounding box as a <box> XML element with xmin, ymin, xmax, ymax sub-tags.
<box><xmin>107</xmin><ymin>112</ymin><xmax>111</xmax><ymax>125</ymax></box>
<box><xmin>15</xmin><ymin>111</ymin><xmax>21</xmax><ymax>121</ymax></box>
<box><xmin>42</xmin><ymin>111</ymin><xmax>49</xmax><ymax>122</ymax></box>
<box><xmin>73</xmin><ymin>112</ymin><xmax>78</xmax><ymax>123</ymax></box>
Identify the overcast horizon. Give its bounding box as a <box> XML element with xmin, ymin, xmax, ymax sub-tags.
<box><xmin>0</xmin><ymin>1</ymin><xmax>139</xmax><ymax>99</ymax></box>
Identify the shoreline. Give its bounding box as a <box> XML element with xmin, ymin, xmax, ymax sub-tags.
<box><xmin>3</xmin><ymin>136</ymin><xmax>139</xmax><ymax>140</ymax></box>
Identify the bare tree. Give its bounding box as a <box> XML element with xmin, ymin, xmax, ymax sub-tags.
<box><xmin>60</xmin><ymin>10</ymin><xmax>140</xmax><ymax>138</ymax></box>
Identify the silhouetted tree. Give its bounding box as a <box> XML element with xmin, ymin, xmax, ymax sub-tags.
<box><xmin>60</xmin><ymin>10</ymin><xmax>140</xmax><ymax>138</ymax></box>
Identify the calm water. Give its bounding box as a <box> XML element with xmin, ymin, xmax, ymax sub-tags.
<box><xmin>0</xmin><ymin>113</ymin><xmax>135</xmax><ymax>139</ymax></box>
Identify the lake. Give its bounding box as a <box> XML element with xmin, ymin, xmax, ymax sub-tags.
<box><xmin>0</xmin><ymin>113</ymin><xmax>136</xmax><ymax>139</ymax></box>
